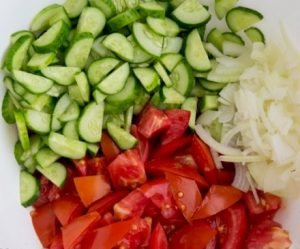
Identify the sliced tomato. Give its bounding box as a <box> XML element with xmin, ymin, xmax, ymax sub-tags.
<box><xmin>100</xmin><ymin>132</ymin><xmax>121</xmax><ymax>162</ymax></box>
<box><xmin>137</xmin><ymin>106</ymin><xmax>171</xmax><ymax>139</ymax></box>
<box><xmin>108</xmin><ymin>149</ymin><xmax>147</xmax><ymax>189</ymax></box>
<box><xmin>50</xmin><ymin>233</ymin><xmax>64</xmax><ymax>249</ymax></box>
<box><xmin>246</xmin><ymin>219</ymin><xmax>291</xmax><ymax>249</ymax></box>
<box><xmin>161</xmin><ymin>109</ymin><xmax>190</xmax><ymax>145</ymax></box>
<box><xmin>52</xmin><ymin>196</ymin><xmax>84</xmax><ymax>226</ymax></box>
<box><xmin>118</xmin><ymin>217</ymin><xmax>152</xmax><ymax>249</ymax></box>
<box><xmin>62</xmin><ymin>212</ymin><xmax>100</xmax><ymax>249</ymax></box>
<box><xmin>31</xmin><ymin>203</ymin><xmax>57</xmax><ymax>248</ymax></box>
<box><xmin>146</xmin><ymin>158</ymin><xmax>208</xmax><ymax>188</ymax></box>
<box><xmin>73</xmin><ymin>157</ymin><xmax>89</xmax><ymax>176</ymax></box>
<box><xmin>193</xmin><ymin>185</ymin><xmax>242</xmax><ymax>220</ymax></box>
<box><xmin>113</xmin><ymin>190</ymin><xmax>150</xmax><ymax>220</ymax></box>
<box><xmin>87</xmin><ymin>157</ymin><xmax>107</xmax><ymax>175</ymax></box>
<box><xmin>81</xmin><ymin>218</ymin><xmax>138</xmax><ymax>249</ymax></box>
<box><xmin>152</xmin><ymin>135</ymin><xmax>192</xmax><ymax>159</ymax></box>
<box><xmin>131</xmin><ymin>124</ymin><xmax>150</xmax><ymax>163</ymax></box>
<box><xmin>174</xmin><ymin>154</ymin><xmax>198</xmax><ymax>170</ymax></box>
<box><xmin>166</xmin><ymin>172</ymin><xmax>202</xmax><ymax>223</ymax></box>
<box><xmin>190</xmin><ymin>135</ymin><xmax>218</xmax><ymax>184</ymax></box>
<box><xmin>218</xmin><ymin>203</ymin><xmax>248</xmax><ymax>249</ymax></box>
<box><xmin>74</xmin><ymin>175</ymin><xmax>111</xmax><ymax>207</ymax></box>
<box><xmin>217</xmin><ymin>169</ymin><xmax>235</xmax><ymax>185</ymax></box>
<box><xmin>149</xmin><ymin>223</ymin><xmax>168</xmax><ymax>249</ymax></box>
<box><xmin>88</xmin><ymin>191</ymin><xmax>129</xmax><ymax>215</ymax></box>
<box><xmin>169</xmin><ymin>221</ymin><xmax>216</xmax><ymax>249</ymax></box>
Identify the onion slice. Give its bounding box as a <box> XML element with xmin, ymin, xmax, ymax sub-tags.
<box><xmin>232</xmin><ymin>163</ymin><xmax>250</xmax><ymax>192</ymax></box>
<box><xmin>210</xmin><ymin>148</ymin><xmax>223</xmax><ymax>169</ymax></box>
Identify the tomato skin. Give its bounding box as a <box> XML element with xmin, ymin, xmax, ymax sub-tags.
<box><xmin>149</xmin><ymin>223</ymin><xmax>168</xmax><ymax>249</ymax></box>
<box><xmin>193</xmin><ymin>185</ymin><xmax>242</xmax><ymax>220</ymax></box>
<box><xmin>31</xmin><ymin>203</ymin><xmax>57</xmax><ymax>248</ymax></box>
<box><xmin>218</xmin><ymin>203</ymin><xmax>248</xmax><ymax>249</ymax></box>
<box><xmin>52</xmin><ymin>196</ymin><xmax>85</xmax><ymax>226</ymax></box>
<box><xmin>161</xmin><ymin>109</ymin><xmax>190</xmax><ymax>145</ymax></box>
<box><xmin>113</xmin><ymin>190</ymin><xmax>150</xmax><ymax>220</ymax></box>
<box><xmin>190</xmin><ymin>135</ymin><xmax>218</xmax><ymax>184</ymax></box>
<box><xmin>108</xmin><ymin>149</ymin><xmax>147</xmax><ymax>190</ymax></box>
<box><xmin>217</xmin><ymin>169</ymin><xmax>235</xmax><ymax>185</ymax></box>
<box><xmin>88</xmin><ymin>191</ymin><xmax>129</xmax><ymax>215</ymax></box>
<box><xmin>166</xmin><ymin>172</ymin><xmax>202</xmax><ymax>223</ymax></box>
<box><xmin>246</xmin><ymin>219</ymin><xmax>291</xmax><ymax>249</ymax></box>
<box><xmin>138</xmin><ymin>106</ymin><xmax>171</xmax><ymax>139</ymax></box>
<box><xmin>74</xmin><ymin>175</ymin><xmax>111</xmax><ymax>207</ymax></box>
<box><xmin>169</xmin><ymin>221</ymin><xmax>216</xmax><ymax>249</ymax></box>
<box><xmin>49</xmin><ymin>233</ymin><xmax>64</xmax><ymax>249</ymax></box>
<box><xmin>101</xmin><ymin>132</ymin><xmax>121</xmax><ymax>162</ymax></box>
<box><xmin>131</xmin><ymin>124</ymin><xmax>150</xmax><ymax>163</ymax></box>
<box><xmin>73</xmin><ymin>158</ymin><xmax>89</xmax><ymax>176</ymax></box>
<box><xmin>62</xmin><ymin>212</ymin><xmax>100</xmax><ymax>249</ymax></box>
<box><xmin>87</xmin><ymin>157</ymin><xmax>107</xmax><ymax>175</ymax></box>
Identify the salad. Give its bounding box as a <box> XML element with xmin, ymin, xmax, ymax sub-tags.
<box><xmin>0</xmin><ymin>0</ymin><xmax>295</xmax><ymax>248</ymax></box>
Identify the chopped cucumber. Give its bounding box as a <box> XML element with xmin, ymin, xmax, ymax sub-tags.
<box><xmin>128</xmin><ymin>35</ymin><xmax>152</xmax><ymax>64</ymax></box>
<box><xmin>107</xmin><ymin>8</ymin><xmax>140</xmax><ymax>31</ymax></box>
<box><xmin>162</xmin><ymin>37</ymin><xmax>183</xmax><ymax>54</ymax></box>
<box><xmin>199</xmin><ymin>95</ymin><xmax>219</xmax><ymax>112</ymax></box>
<box><xmin>63</xmin><ymin>120</ymin><xmax>79</xmax><ymax>140</ymax></box>
<box><xmin>147</xmin><ymin>17</ymin><xmax>180</xmax><ymax>37</ymax></box>
<box><xmin>14</xmin><ymin>111</ymin><xmax>30</xmax><ymax>150</ymax></box>
<box><xmin>181</xmin><ymin>97</ymin><xmax>197</xmax><ymax>129</ymax></box>
<box><xmin>10</xmin><ymin>30</ymin><xmax>34</xmax><ymax>44</ymax></box>
<box><xmin>35</xmin><ymin>147</ymin><xmax>60</xmax><ymax>168</ymax></box>
<box><xmin>133</xmin><ymin>67</ymin><xmax>160</xmax><ymax>93</ymax></box>
<box><xmin>154</xmin><ymin>62</ymin><xmax>173</xmax><ymax>87</ymax></box>
<box><xmin>245</xmin><ymin>27</ymin><xmax>265</xmax><ymax>43</ymax></box>
<box><xmin>27</xmin><ymin>52</ymin><xmax>56</xmax><ymax>71</ymax></box>
<box><xmin>75</xmin><ymin>72</ymin><xmax>90</xmax><ymax>102</ymax></box>
<box><xmin>2</xmin><ymin>91</ymin><xmax>16</xmax><ymax>124</ymax></box>
<box><xmin>20</xmin><ymin>170</ymin><xmax>40</xmax><ymax>207</ymax></box>
<box><xmin>139</xmin><ymin>1</ymin><xmax>166</xmax><ymax>18</ymax></box>
<box><xmin>37</xmin><ymin>162</ymin><xmax>67</xmax><ymax>187</ymax></box>
<box><xmin>125</xmin><ymin>106</ymin><xmax>134</xmax><ymax>132</ymax></box>
<box><xmin>25</xmin><ymin>110</ymin><xmax>51</xmax><ymax>134</ymax></box>
<box><xmin>93</xmin><ymin>90</ymin><xmax>107</xmax><ymax>104</ymax></box>
<box><xmin>89</xmin><ymin>0</ymin><xmax>116</xmax><ymax>19</ymax></box>
<box><xmin>160</xmin><ymin>86</ymin><xmax>185</xmax><ymax>104</ymax></box>
<box><xmin>41</xmin><ymin>66</ymin><xmax>81</xmax><ymax>86</ymax></box>
<box><xmin>207</xmin><ymin>28</ymin><xmax>224</xmax><ymax>51</ymax></box>
<box><xmin>200</xmin><ymin>79</ymin><xmax>227</xmax><ymax>91</ymax></box>
<box><xmin>214</xmin><ymin>0</ymin><xmax>238</xmax><ymax>20</ymax></box>
<box><xmin>59</xmin><ymin>101</ymin><xmax>80</xmax><ymax>122</ymax></box>
<box><xmin>222</xmin><ymin>32</ymin><xmax>244</xmax><ymax>45</ymax></box>
<box><xmin>160</xmin><ymin>53</ymin><xmax>183</xmax><ymax>72</ymax></box>
<box><xmin>52</xmin><ymin>93</ymin><xmax>72</xmax><ymax>131</ymax></box>
<box><xmin>64</xmin><ymin>0</ymin><xmax>88</xmax><ymax>18</ymax></box>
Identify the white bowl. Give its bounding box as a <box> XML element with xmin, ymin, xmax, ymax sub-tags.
<box><xmin>0</xmin><ymin>0</ymin><xmax>300</xmax><ymax>248</ymax></box>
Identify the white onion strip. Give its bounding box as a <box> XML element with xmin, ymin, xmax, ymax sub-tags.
<box><xmin>210</xmin><ymin>148</ymin><xmax>223</xmax><ymax>169</ymax></box>
<box><xmin>219</xmin><ymin>155</ymin><xmax>266</xmax><ymax>163</ymax></box>
<box><xmin>232</xmin><ymin>163</ymin><xmax>250</xmax><ymax>192</ymax></box>
<box><xmin>246</xmin><ymin>172</ymin><xmax>260</xmax><ymax>204</ymax></box>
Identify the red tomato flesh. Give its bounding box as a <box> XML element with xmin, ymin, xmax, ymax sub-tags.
<box><xmin>149</xmin><ymin>223</ymin><xmax>168</xmax><ymax>249</ymax></box>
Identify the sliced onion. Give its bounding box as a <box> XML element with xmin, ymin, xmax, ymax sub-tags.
<box><xmin>246</xmin><ymin>172</ymin><xmax>260</xmax><ymax>204</ymax></box>
<box><xmin>232</xmin><ymin>163</ymin><xmax>250</xmax><ymax>192</ymax></box>
<box><xmin>210</xmin><ymin>148</ymin><xmax>223</xmax><ymax>169</ymax></box>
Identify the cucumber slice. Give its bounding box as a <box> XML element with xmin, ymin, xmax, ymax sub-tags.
<box><xmin>64</xmin><ymin>0</ymin><xmax>88</xmax><ymax>18</ymax></box>
<box><xmin>65</xmin><ymin>32</ymin><xmax>94</xmax><ymax>69</ymax></box>
<box><xmin>199</xmin><ymin>95</ymin><xmax>219</xmax><ymax>112</ymax></box>
<box><xmin>226</xmin><ymin>7</ymin><xmax>263</xmax><ymax>32</ymax></box>
<box><xmin>93</xmin><ymin>90</ymin><xmax>107</xmax><ymax>104</ymax></box>
<box><xmin>172</xmin><ymin>0</ymin><xmax>210</xmax><ymax>27</ymax></box>
<box><xmin>146</xmin><ymin>17</ymin><xmax>180</xmax><ymax>37</ymax></box>
<box><xmin>139</xmin><ymin>1</ymin><xmax>166</xmax><ymax>18</ymax></box>
<box><xmin>3</xmin><ymin>76</ymin><xmax>22</xmax><ymax>101</ymax></box>
<box><xmin>133</xmin><ymin>90</ymin><xmax>150</xmax><ymax>114</ymax></box>
<box><xmin>30</xmin><ymin>4</ymin><xmax>70</xmax><ymax>32</ymax></box>
<box><xmin>31</xmin><ymin>95</ymin><xmax>54</xmax><ymax>113</ymax></box>
<box><xmin>47</xmin><ymin>84</ymin><xmax>67</xmax><ymax>97</ymax></box>
<box><xmin>35</xmin><ymin>147</ymin><xmax>60</xmax><ymax>168</ymax></box>
<box><xmin>160</xmin><ymin>86</ymin><xmax>185</xmax><ymax>104</ymax></box>
<box><xmin>88</xmin><ymin>58</ymin><xmax>120</xmax><ymax>86</ymax></box>
<box><xmin>107</xmin><ymin>8</ymin><xmax>140</xmax><ymax>31</ymax></box>
<box><xmin>113</xmin><ymin>0</ymin><xmax>127</xmax><ymax>13</ymax></box>
<box><xmin>13</xmin><ymin>70</ymin><xmax>53</xmax><ymax>94</ymax></box>
<box><xmin>245</xmin><ymin>27</ymin><xmax>265</xmax><ymax>43</ymax></box>
<box><xmin>10</xmin><ymin>30</ymin><xmax>34</xmax><ymax>44</ymax></box>
<box><xmin>14</xmin><ymin>140</ymin><xmax>24</xmax><ymax>165</ymax></box>
<box><xmin>162</xmin><ymin>37</ymin><xmax>183</xmax><ymax>54</ymax></box>
<box><xmin>214</xmin><ymin>0</ymin><xmax>238</xmax><ymax>20</ymax></box>
<box><xmin>92</xmin><ymin>36</ymin><xmax>116</xmax><ymax>58</ymax></box>
<box><xmin>185</xmin><ymin>29</ymin><xmax>211</xmax><ymax>72</ymax></box>
<box><xmin>200</xmin><ymin>79</ymin><xmax>227</xmax><ymax>91</ymax></box>
<box><xmin>222</xmin><ymin>32</ymin><xmax>245</xmax><ymax>45</ymax></box>
<box><xmin>52</xmin><ymin>93</ymin><xmax>72</xmax><ymax>131</ymax></box>
<box><xmin>170</xmin><ymin>60</ymin><xmax>194</xmax><ymax>96</ymax></box>
<box><xmin>37</xmin><ymin>162</ymin><xmax>67</xmax><ymax>187</ymax></box>
<box><xmin>2</xmin><ymin>91</ymin><xmax>16</xmax><ymax>124</ymax></box>
<box><xmin>63</xmin><ymin>120</ymin><xmax>79</xmax><ymax>140</ymax></box>
<box><xmin>181</xmin><ymin>97</ymin><xmax>197</xmax><ymax>129</ymax></box>
<box><xmin>13</xmin><ymin>83</ymin><xmax>26</xmax><ymax>97</ymax></box>
<box><xmin>222</xmin><ymin>41</ymin><xmax>245</xmax><ymax>57</ymax></box>
<box><xmin>125</xmin><ymin>106</ymin><xmax>134</xmax><ymax>132</ymax></box>
<box><xmin>33</xmin><ymin>20</ymin><xmax>69</xmax><ymax>53</ymax></box>
<box><xmin>160</xmin><ymin>53</ymin><xmax>183</xmax><ymax>72</ymax></box>
<box><xmin>77</xmin><ymin>7</ymin><xmax>106</xmax><ymax>38</ymax></box>
<box><xmin>78</xmin><ymin>102</ymin><xmax>104</xmax><ymax>143</ymax></box>
<box><xmin>14</xmin><ymin>111</ymin><xmax>30</xmax><ymax>150</ymax></box>
<box><xmin>103</xmin><ymin>33</ymin><xmax>134</xmax><ymax>62</ymax></box>
<box><xmin>132</xmin><ymin>22</ymin><xmax>164</xmax><ymax>57</ymax></box>
<box><xmin>107</xmin><ymin>122</ymin><xmax>137</xmax><ymax>150</ymax></box>
<box><xmin>59</xmin><ymin>101</ymin><xmax>80</xmax><ymax>122</ymax></box>
<box><xmin>68</xmin><ymin>85</ymin><xmax>85</xmax><ymax>106</ymax></box>
<box><xmin>87</xmin><ymin>143</ymin><xmax>100</xmax><ymax>156</ymax></box>
<box><xmin>75</xmin><ymin>72</ymin><xmax>90</xmax><ymax>102</ymax></box>
<box><xmin>48</xmin><ymin>132</ymin><xmax>87</xmax><ymax>159</ymax></box>
<box><xmin>154</xmin><ymin>62</ymin><xmax>173</xmax><ymax>87</ymax></box>
<box><xmin>20</xmin><ymin>135</ymin><xmax>43</xmax><ymax>163</ymax></box>
<box><xmin>20</xmin><ymin>170</ymin><xmax>40</xmax><ymax>207</ymax></box>
<box><xmin>207</xmin><ymin>28</ymin><xmax>224</xmax><ymax>51</ymax></box>
<box><xmin>103</xmin><ymin>113</ymin><xmax>125</xmax><ymax>128</ymax></box>
<box><xmin>127</xmin><ymin>35</ymin><xmax>152</xmax><ymax>64</ymax></box>
<box><xmin>133</xmin><ymin>67</ymin><xmax>160</xmax><ymax>93</ymax></box>
<box><xmin>4</xmin><ymin>36</ymin><xmax>32</xmax><ymax>71</ymax></box>
<box><xmin>27</xmin><ymin>52</ymin><xmax>56</xmax><ymax>71</ymax></box>
<box><xmin>25</xmin><ymin>110</ymin><xmax>51</xmax><ymax>134</ymax></box>
<box><xmin>97</xmin><ymin>63</ymin><xmax>130</xmax><ymax>95</ymax></box>
<box><xmin>89</xmin><ymin>0</ymin><xmax>116</xmax><ymax>19</ymax></box>
<box><xmin>41</xmin><ymin>66</ymin><xmax>80</xmax><ymax>86</ymax></box>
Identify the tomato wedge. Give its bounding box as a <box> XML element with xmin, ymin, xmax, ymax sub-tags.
<box><xmin>87</xmin><ymin>157</ymin><xmax>107</xmax><ymax>175</ymax></box>
<box><xmin>190</xmin><ymin>135</ymin><xmax>218</xmax><ymax>184</ymax></box>
<box><xmin>169</xmin><ymin>221</ymin><xmax>216</xmax><ymax>249</ymax></box>
<box><xmin>52</xmin><ymin>196</ymin><xmax>84</xmax><ymax>226</ymax></box>
<box><xmin>218</xmin><ymin>203</ymin><xmax>248</xmax><ymax>249</ymax></box>
<box><xmin>161</xmin><ymin>109</ymin><xmax>190</xmax><ymax>145</ymax></box>
<box><xmin>30</xmin><ymin>203</ymin><xmax>57</xmax><ymax>248</ymax></box>
<box><xmin>50</xmin><ymin>233</ymin><xmax>64</xmax><ymax>249</ymax></box>
<box><xmin>88</xmin><ymin>191</ymin><xmax>128</xmax><ymax>215</ymax></box>
<box><xmin>81</xmin><ymin>218</ymin><xmax>138</xmax><ymax>249</ymax></box>
<box><xmin>193</xmin><ymin>185</ymin><xmax>242</xmax><ymax>220</ymax></box>
<box><xmin>74</xmin><ymin>175</ymin><xmax>111</xmax><ymax>207</ymax></box>
<box><xmin>137</xmin><ymin>106</ymin><xmax>171</xmax><ymax>139</ymax></box>
<box><xmin>166</xmin><ymin>172</ymin><xmax>202</xmax><ymax>223</ymax></box>
<box><xmin>149</xmin><ymin>223</ymin><xmax>168</xmax><ymax>249</ymax></box>
<box><xmin>100</xmin><ymin>132</ymin><xmax>121</xmax><ymax>162</ymax></box>
<box><xmin>73</xmin><ymin>158</ymin><xmax>89</xmax><ymax>176</ymax></box>
<box><xmin>62</xmin><ymin>212</ymin><xmax>100</xmax><ymax>249</ymax></box>
<box><xmin>108</xmin><ymin>149</ymin><xmax>147</xmax><ymax>189</ymax></box>
<box><xmin>131</xmin><ymin>124</ymin><xmax>150</xmax><ymax>163</ymax></box>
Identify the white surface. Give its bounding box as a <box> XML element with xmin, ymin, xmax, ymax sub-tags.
<box><xmin>0</xmin><ymin>0</ymin><xmax>300</xmax><ymax>248</ymax></box>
